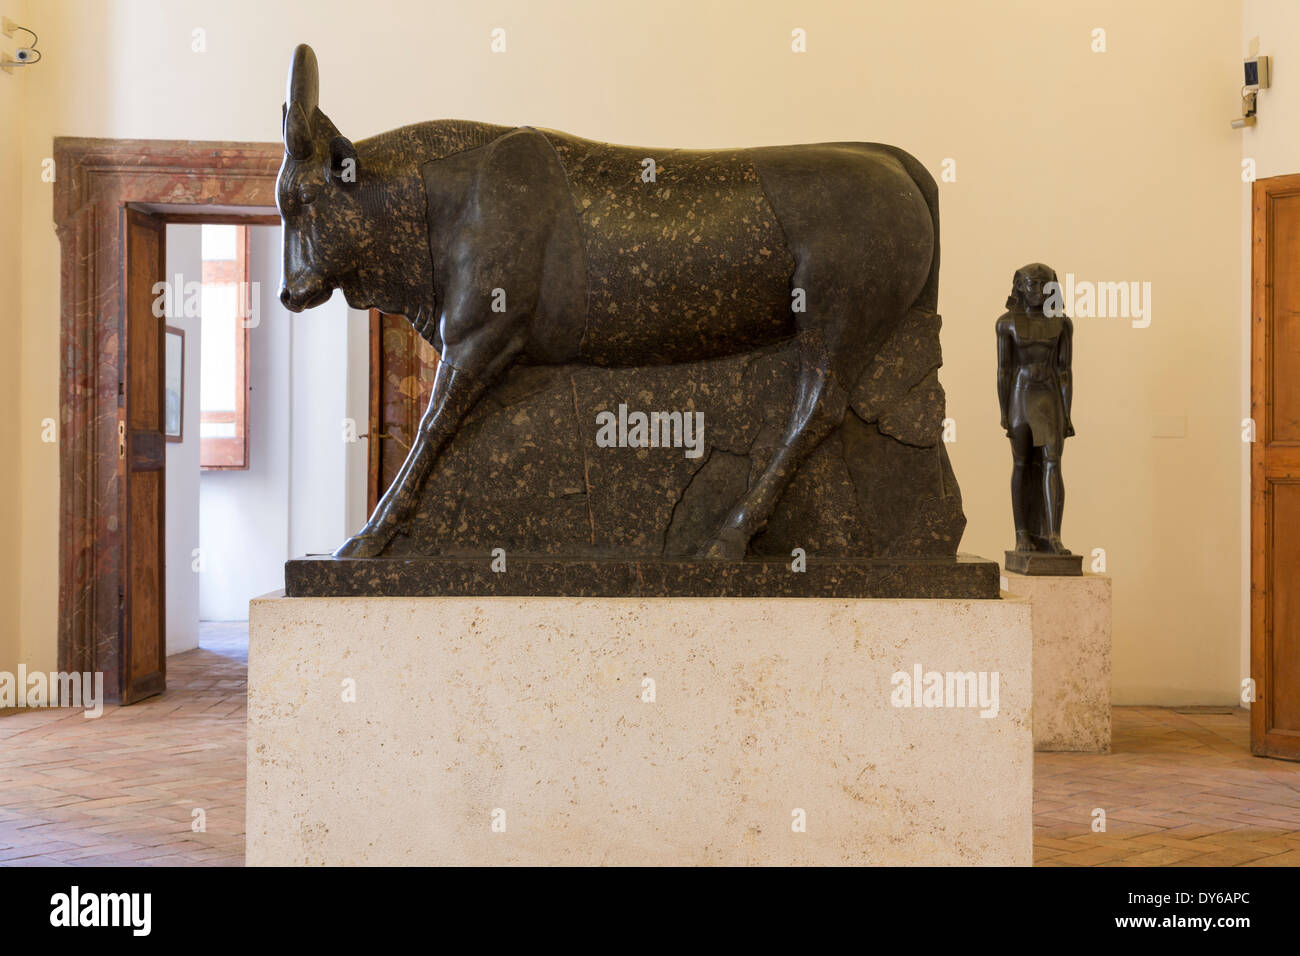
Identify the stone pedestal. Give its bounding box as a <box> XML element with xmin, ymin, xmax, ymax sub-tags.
<box><xmin>284</xmin><ymin>554</ymin><xmax>1000</xmax><ymax>599</ymax></box>
<box><xmin>247</xmin><ymin>592</ymin><xmax>1031</xmax><ymax>866</ymax></box>
<box><xmin>1001</xmin><ymin>570</ymin><xmax>1111</xmax><ymax>753</ymax></box>
<box><xmin>1004</xmin><ymin>551</ymin><xmax>1083</xmax><ymax>576</ymax></box>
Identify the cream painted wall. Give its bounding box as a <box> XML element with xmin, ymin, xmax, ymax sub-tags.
<box><xmin>1240</xmin><ymin>2</ymin><xmax>1300</xmax><ymax>180</ymax></box>
<box><xmin>1241</xmin><ymin>0</ymin><xmax>1300</xmax><ymax>704</ymax></box>
<box><xmin>0</xmin><ymin>0</ymin><xmax>26</xmax><ymax>668</ymax></box>
<box><xmin>13</xmin><ymin>0</ymin><xmax>1246</xmax><ymax>702</ymax></box>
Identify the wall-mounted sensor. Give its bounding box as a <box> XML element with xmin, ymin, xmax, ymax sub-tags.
<box><xmin>1233</xmin><ymin>54</ymin><xmax>1270</xmax><ymax>128</ymax></box>
<box><xmin>0</xmin><ymin>17</ymin><xmax>41</xmax><ymax>75</ymax></box>
<box><xmin>1244</xmin><ymin>55</ymin><xmax>1271</xmax><ymax>92</ymax></box>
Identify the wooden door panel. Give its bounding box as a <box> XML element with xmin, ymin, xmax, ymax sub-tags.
<box><xmin>1268</xmin><ymin>481</ymin><xmax>1300</xmax><ymax>734</ymax></box>
<box><xmin>1268</xmin><ymin>195</ymin><xmax>1300</xmax><ymax>440</ymax></box>
<box><xmin>122</xmin><ymin>208</ymin><xmax>167</xmax><ymax>703</ymax></box>
<box><xmin>367</xmin><ymin>310</ymin><xmax>438</xmax><ymax>512</ymax></box>
<box><xmin>1272</xmin><ymin>316</ymin><xmax>1300</xmax><ymax>440</ymax></box>
<box><xmin>128</xmin><ymin>469</ymin><xmax>162</xmax><ymax>681</ymax></box>
<box><xmin>1251</xmin><ymin>174</ymin><xmax>1300</xmax><ymax>760</ymax></box>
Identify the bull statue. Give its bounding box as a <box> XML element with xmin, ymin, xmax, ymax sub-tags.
<box><xmin>277</xmin><ymin>44</ymin><xmax>941</xmax><ymax>561</ymax></box>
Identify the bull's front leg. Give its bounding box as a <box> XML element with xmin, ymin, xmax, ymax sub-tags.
<box><xmin>335</xmin><ymin>319</ymin><xmax>525</xmax><ymax>558</ymax></box>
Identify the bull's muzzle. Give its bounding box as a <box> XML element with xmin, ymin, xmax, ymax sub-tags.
<box><xmin>279</xmin><ymin>281</ymin><xmax>331</xmax><ymax>313</ymax></box>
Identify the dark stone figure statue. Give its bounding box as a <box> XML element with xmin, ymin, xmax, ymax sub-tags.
<box><xmin>997</xmin><ymin>263</ymin><xmax>1083</xmax><ymax>576</ymax></box>
<box><xmin>277</xmin><ymin>44</ymin><xmax>997</xmax><ymax>597</ymax></box>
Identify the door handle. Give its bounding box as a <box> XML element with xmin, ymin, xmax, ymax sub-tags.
<box><xmin>360</xmin><ymin>431</ymin><xmax>410</xmax><ymax>453</ymax></box>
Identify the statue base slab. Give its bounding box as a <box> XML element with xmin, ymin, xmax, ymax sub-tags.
<box><xmin>1002</xmin><ymin>569</ymin><xmax>1112</xmax><ymax>753</ymax></box>
<box><xmin>247</xmin><ymin>590</ymin><xmax>1032</xmax><ymax>865</ymax></box>
<box><xmin>284</xmin><ymin>553</ymin><xmax>1000</xmax><ymax>599</ymax></box>
<box><xmin>1003</xmin><ymin>550</ymin><xmax>1083</xmax><ymax>576</ymax></box>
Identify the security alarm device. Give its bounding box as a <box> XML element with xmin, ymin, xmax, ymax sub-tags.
<box><xmin>1244</xmin><ymin>55</ymin><xmax>1270</xmax><ymax>92</ymax></box>
<box><xmin>1233</xmin><ymin>54</ymin><xmax>1271</xmax><ymax>128</ymax></box>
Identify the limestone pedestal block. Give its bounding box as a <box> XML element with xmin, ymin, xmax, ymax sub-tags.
<box><xmin>247</xmin><ymin>593</ymin><xmax>1032</xmax><ymax>866</ymax></box>
<box><xmin>1001</xmin><ymin>570</ymin><xmax>1112</xmax><ymax>753</ymax></box>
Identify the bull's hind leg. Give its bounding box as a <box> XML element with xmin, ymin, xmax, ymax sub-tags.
<box><xmin>701</xmin><ymin>326</ymin><xmax>858</xmax><ymax>560</ymax></box>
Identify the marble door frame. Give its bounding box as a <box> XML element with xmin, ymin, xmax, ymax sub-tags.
<box><xmin>52</xmin><ymin>137</ymin><xmax>281</xmax><ymax>701</ymax></box>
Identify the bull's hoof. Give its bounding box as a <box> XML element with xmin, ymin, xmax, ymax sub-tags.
<box><xmin>700</xmin><ymin>526</ymin><xmax>749</xmax><ymax>561</ymax></box>
<box><xmin>333</xmin><ymin>532</ymin><xmax>387</xmax><ymax>559</ymax></box>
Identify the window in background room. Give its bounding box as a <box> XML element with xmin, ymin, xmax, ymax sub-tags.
<box><xmin>199</xmin><ymin>224</ymin><xmax>251</xmax><ymax>469</ymax></box>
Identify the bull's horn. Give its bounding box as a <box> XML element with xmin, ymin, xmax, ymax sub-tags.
<box><xmin>283</xmin><ymin>44</ymin><xmax>318</xmax><ymax>159</ymax></box>
<box><xmin>286</xmin><ymin>44</ymin><xmax>319</xmax><ymax>114</ymax></box>
<box><xmin>284</xmin><ymin>102</ymin><xmax>314</xmax><ymax>160</ymax></box>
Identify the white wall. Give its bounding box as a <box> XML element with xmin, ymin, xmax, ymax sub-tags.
<box><xmin>288</xmin><ymin>285</ymin><xmax>351</xmax><ymax>557</ymax></box>
<box><xmin>11</xmin><ymin>0</ymin><xmax>1250</xmax><ymax>702</ymax></box>
<box><xmin>198</xmin><ymin>226</ymin><xmax>290</xmax><ymax>621</ymax></box>
<box><xmin>163</xmin><ymin>224</ymin><xmax>202</xmax><ymax>655</ymax></box>
<box><xmin>198</xmin><ymin>225</ymin><xmax>368</xmax><ymax>621</ymax></box>
<box><xmin>1240</xmin><ymin>0</ymin><xmax>1300</xmax><ymax>692</ymax></box>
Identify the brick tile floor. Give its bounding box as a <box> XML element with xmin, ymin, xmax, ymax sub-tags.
<box><xmin>0</xmin><ymin>622</ymin><xmax>246</xmax><ymax>866</ymax></box>
<box><xmin>2</xmin><ymin>624</ymin><xmax>1297</xmax><ymax>866</ymax></box>
<box><xmin>1035</xmin><ymin>706</ymin><xmax>1300</xmax><ymax>866</ymax></box>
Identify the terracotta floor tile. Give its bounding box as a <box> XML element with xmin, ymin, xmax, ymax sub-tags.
<box><xmin>0</xmin><ymin>624</ymin><xmax>246</xmax><ymax>867</ymax></box>
<box><xmin>1032</xmin><ymin>706</ymin><xmax>1300</xmax><ymax>866</ymax></box>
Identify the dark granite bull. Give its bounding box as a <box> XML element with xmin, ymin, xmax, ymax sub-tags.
<box><xmin>276</xmin><ymin>43</ymin><xmax>940</xmax><ymax>560</ymax></box>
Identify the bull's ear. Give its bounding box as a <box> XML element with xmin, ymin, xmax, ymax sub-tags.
<box><xmin>285</xmin><ymin>102</ymin><xmax>315</xmax><ymax>160</ymax></box>
<box><xmin>327</xmin><ymin>135</ymin><xmax>359</xmax><ymax>188</ymax></box>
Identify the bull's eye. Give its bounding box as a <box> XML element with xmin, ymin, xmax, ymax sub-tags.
<box><xmin>297</xmin><ymin>183</ymin><xmax>320</xmax><ymax>206</ymax></box>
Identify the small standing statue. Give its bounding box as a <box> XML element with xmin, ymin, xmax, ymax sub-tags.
<box><xmin>997</xmin><ymin>263</ymin><xmax>1083</xmax><ymax>575</ymax></box>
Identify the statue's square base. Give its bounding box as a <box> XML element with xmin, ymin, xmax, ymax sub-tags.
<box><xmin>247</xmin><ymin>590</ymin><xmax>1032</xmax><ymax>865</ymax></box>
<box><xmin>1003</xmin><ymin>551</ymin><xmax>1083</xmax><ymax>576</ymax></box>
<box><xmin>284</xmin><ymin>553</ymin><xmax>999</xmax><ymax>599</ymax></box>
<box><xmin>1001</xmin><ymin>569</ymin><xmax>1112</xmax><ymax>753</ymax></box>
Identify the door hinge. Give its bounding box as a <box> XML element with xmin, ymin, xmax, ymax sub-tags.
<box><xmin>118</xmin><ymin>421</ymin><xmax>126</xmax><ymax>459</ymax></box>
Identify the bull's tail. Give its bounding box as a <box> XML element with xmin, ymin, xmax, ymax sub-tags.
<box><xmin>882</xmin><ymin>146</ymin><xmax>940</xmax><ymax>314</ymax></box>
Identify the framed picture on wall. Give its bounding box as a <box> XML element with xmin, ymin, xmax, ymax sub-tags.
<box><xmin>163</xmin><ymin>325</ymin><xmax>184</xmax><ymax>442</ymax></box>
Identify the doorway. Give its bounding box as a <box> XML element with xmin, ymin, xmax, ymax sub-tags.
<box><xmin>50</xmin><ymin>140</ymin><xmax>311</xmax><ymax>702</ymax></box>
<box><xmin>53</xmin><ymin>138</ymin><xmax>283</xmax><ymax>703</ymax></box>
<box><xmin>54</xmin><ymin>139</ymin><xmax>388</xmax><ymax>703</ymax></box>
<box><xmin>166</xmin><ymin>222</ymin><xmax>368</xmax><ymax>654</ymax></box>
<box><xmin>1250</xmin><ymin>171</ymin><xmax>1300</xmax><ymax>761</ymax></box>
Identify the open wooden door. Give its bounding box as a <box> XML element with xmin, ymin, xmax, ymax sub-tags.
<box><xmin>121</xmin><ymin>208</ymin><xmax>167</xmax><ymax>703</ymax></box>
<box><xmin>367</xmin><ymin>310</ymin><xmax>438</xmax><ymax>511</ymax></box>
<box><xmin>1250</xmin><ymin>172</ymin><xmax>1300</xmax><ymax>761</ymax></box>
